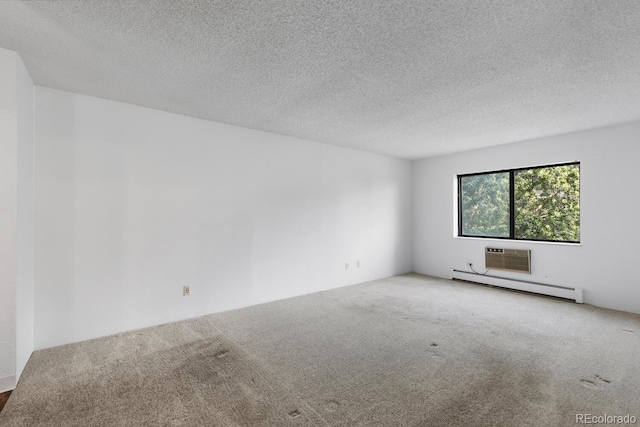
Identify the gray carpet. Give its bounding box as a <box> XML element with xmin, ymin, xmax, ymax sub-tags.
<box><xmin>2</xmin><ymin>274</ymin><xmax>639</xmax><ymax>426</ymax></box>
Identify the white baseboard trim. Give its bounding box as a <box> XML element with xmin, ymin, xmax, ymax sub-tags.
<box><xmin>452</xmin><ymin>269</ymin><xmax>584</xmax><ymax>303</ymax></box>
<box><xmin>0</xmin><ymin>375</ymin><xmax>16</xmax><ymax>393</ymax></box>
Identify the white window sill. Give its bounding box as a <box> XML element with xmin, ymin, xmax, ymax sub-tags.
<box><xmin>453</xmin><ymin>236</ymin><xmax>582</xmax><ymax>247</ymax></box>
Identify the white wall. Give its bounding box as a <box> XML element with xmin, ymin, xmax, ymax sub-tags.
<box><xmin>413</xmin><ymin>121</ymin><xmax>640</xmax><ymax>314</ymax></box>
<box><xmin>0</xmin><ymin>47</ymin><xmax>34</xmax><ymax>392</ymax></box>
<box><xmin>0</xmin><ymin>47</ymin><xmax>18</xmax><ymax>392</ymax></box>
<box><xmin>16</xmin><ymin>55</ymin><xmax>34</xmax><ymax>379</ymax></box>
<box><xmin>34</xmin><ymin>88</ymin><xmax>413</xmax><ymax>349</ymax></box>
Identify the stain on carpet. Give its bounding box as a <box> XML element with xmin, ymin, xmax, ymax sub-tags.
<box><xmin>0</xmin><ymin>334</ymin><xmax>322</xmax><ymax>427</ymax></box>
<box><xmin>581</xmin><ymin>375</ymin><xmax>612</xmax><ymax>390</ymax></box>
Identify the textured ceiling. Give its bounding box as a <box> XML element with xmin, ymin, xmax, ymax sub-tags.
<box><xmin>1</xmin><ymin>1</ymin><xmax>639</xmax><ymax>159</ymax></box>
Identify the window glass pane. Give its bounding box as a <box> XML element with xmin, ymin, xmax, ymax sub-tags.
<box><xmin>514</xmin><ymin>164</ymin><xmax>580</xmax><ymax>242</ymax></box>
<box><xmin>460</xmin><ymin>172</ymin><xmax>510</xmax><ymax>237</ymax></box>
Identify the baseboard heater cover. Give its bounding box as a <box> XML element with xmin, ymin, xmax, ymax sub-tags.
<box><xmin>451</xmin><ymin>269</ymin><xmax>584</xmax><ymax>303</ymax></box>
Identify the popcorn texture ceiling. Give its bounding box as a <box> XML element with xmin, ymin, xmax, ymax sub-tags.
<box><xmin>1</xmin><ymin>1</ymin><xmax>639</xmax><ymax>159</ymax></box>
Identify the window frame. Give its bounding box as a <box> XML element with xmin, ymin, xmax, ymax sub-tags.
<box><xmin>457</xmin><ymin>161</ymin><xmax>580</xmax><ymax>244</ymax></box>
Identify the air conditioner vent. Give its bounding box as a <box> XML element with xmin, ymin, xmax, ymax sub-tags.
<box><xmin>485</xmin><ymin>247</ymin><xmax>531</xmax><ymax>274</ymax></box>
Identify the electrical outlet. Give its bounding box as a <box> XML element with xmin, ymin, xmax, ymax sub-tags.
<box><xmin>357</xmin><ymin>261</ymin><xmax>360</xmax><ymax>268</ymax></box>
<box><xmin>345</xmin><ymin>263</ymin><xmax>349</xmax><ymax>270</ymax></box>
<box><xmin>183</xmin><ymin>285</ymin><xmax>190</xmax><ymax>296</ymax></box>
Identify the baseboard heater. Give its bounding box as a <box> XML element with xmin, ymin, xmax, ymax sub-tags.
<box><xmin>451</xmin><ymin>269</ymin><xmax>584</xmax><ymax>303</ymax></box>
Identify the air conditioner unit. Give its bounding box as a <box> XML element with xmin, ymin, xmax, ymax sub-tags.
<box><xmin>485</xmin><ymin>247</ymin><xmax>531</xmax><ymax>274</ymax></box>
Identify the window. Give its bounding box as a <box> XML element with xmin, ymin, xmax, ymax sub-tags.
<box><xmin>458</xmin><ymin>162</ymin><xmax>580</xmax><ymax>243</ymax></box>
